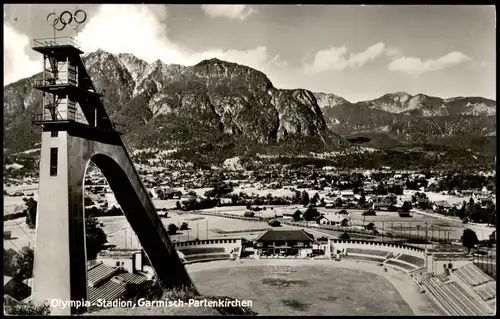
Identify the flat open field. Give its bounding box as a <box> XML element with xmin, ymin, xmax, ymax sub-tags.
<box><xmin>4</xmin><ymin>219</ymin><xmax>36</xmax><ymax>251</ymax></box>
<box><xmin>188</xmin><ymin>262</ymin><xmax>415</xmax><ymax>315</ymax></box>
<box><xmin>3</xmin><ymin>209</ymin><xmax>336</xmax><ymax>253</ymax></box>
<box><xmin>4</xmin><ymin>196</ymin><xmax>30</xmax><ymax>215</ymax></box>
<box><xmin>200</xmin><ymin>205</ymin><xmax>483</xmax><ymax>241</ymax></box>
<box><xmin>316</xmin><ymin>208</ymin><xmax>494</xmax><ymax>241</ymax></box>
<box><xmin>100</xmin><ymin>212</ymin><xmax>339</xmax><ymax>249</ymax></box>
<box><xmin>101</xmin><ymin>213</ymin><xmax>273</xmax><ymax>248</ymax></box>
<box><xmin>200</xmin><ymin>204</ymin><xmax>304</xmax><ymax>218</ymax></box>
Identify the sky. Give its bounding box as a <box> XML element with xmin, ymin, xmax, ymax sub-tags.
<box><xmin>3</xmin><ymin>4</ymin><xmax>496</xmax><ymax>102</ymax></box>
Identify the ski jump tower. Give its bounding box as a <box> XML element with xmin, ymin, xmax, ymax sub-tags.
<box><xmin>30</xmin><ymin>19</ymin><xmax>195</xmax><ymax>315</ymax></box>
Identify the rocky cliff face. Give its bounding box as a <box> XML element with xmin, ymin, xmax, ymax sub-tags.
<box><xmin>317</xmin><ymin>92</ymin><xmax>496</xmax><ymax>151</ymax></box>
<box><xmin>363</xmin><ymin>92</ymin><xmax>496</xmax><ymax>117</ymax></box>
<box><xmin>314</xmin><ymin>92</ymin><xmax>350</xmax><ymax>109</ymax></box>
<box><xmin>3</xmin><ymin>52</ymin><xmax>336</xmax><ymax>154</ymax></box>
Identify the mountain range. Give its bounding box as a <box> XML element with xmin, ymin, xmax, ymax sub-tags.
<box><xmin>319</xmin><ymin>92</ymin><xmax>496</xmax><ymax>151</ymax></box>
<box><xmin>3</xmin><ymin>50</ymin><xmax>496</xmax><ymax>163</ymax></box>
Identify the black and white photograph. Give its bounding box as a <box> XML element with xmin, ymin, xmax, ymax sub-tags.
<box><xmin>3</xmin><ymin>4</ymin><xmax>496</xmax><ymax>316</ymax></box>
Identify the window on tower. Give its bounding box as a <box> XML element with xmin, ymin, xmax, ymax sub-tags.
<box><xmin>50</xmin><ymin>148</ymin><xmax>58</xmax><ymax>176</ymax></box>
<box><xmin>51</xmin><ymin>131</ymin><xmax>58</xmax><ymax>137</ymax></box>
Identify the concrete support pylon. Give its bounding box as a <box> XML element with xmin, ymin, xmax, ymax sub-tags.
<box><xmin>32</xmin><ymin>125</ymin><xmax>196</xmax><ymax>315</ymax></box>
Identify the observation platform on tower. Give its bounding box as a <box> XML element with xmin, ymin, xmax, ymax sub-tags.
<box><xmin>30</xmin><ymin>36</ymin><xmax>120</xmax><ymax>134</ymax></box>
<box><xmin>32</xmin><ymin>37</ymin><xmax>84</xmax><ymax>56</ymax></box>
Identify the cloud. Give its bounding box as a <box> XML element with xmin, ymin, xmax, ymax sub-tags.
<box><xmin>303</xmin><ymin>42</ymin><xmax>386</xmax><ymax>74</ymax></box>
<box><xmin>201</xmin><ymin>5</ymin><xmax>256</xmax><ymax>20</ymax></box>
<box><xmin>4</xmin><ymin>4</ymin><xmax>281</xmax><ymax>85</ymax></box>
<box><xmin>468</xmin><ymin>60</ymin><xmax>492</xmax><ymax>69</ymax></box>
<box><xmin>76</xmin><ymin>5</ymin><xmax>187</xmax><ymax>64</ymax></box>
<box><xmin>385</xmin><ymin>47</ymin><xmax>403</xmax><ymax>59</ymax></box>
<box><xmin>189</xmin><ymin>46</ymin><xmax>287</xmax><ymax>71</ymax></box>
<box><xmin>77</xmin><ymin>5</ymin><xmax>280</xmax><ymax>70</ymax></box>
<box><xmin>388</xmin><ymin>51</ymin><xmax>471</xmax><ymax>76</ymax></box>
<box><xmin>3</xmin><ymin>22</ymin><xmax>41</xmax><ymax>85</ymax></box>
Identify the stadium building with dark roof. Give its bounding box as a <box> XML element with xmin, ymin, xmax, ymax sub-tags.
<box><xmin>254</xmin><ymin>229</ymin><xmax>315</xmax><ymax>257</ymax></box>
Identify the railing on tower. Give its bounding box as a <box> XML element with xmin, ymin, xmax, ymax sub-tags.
<box><xmin>32</xmin><ymin>112</ymin><xmax>88</xmax><ymax>124</ymax></box>
<box><xmin>34</xmin><ymin>71</ymin><xmax>73</xmax><ymax>87</ymax></box>
<box><xmin>32</xmin><ymin>37</ymin><xmax>82</xmax><ymax>50</ymax></box>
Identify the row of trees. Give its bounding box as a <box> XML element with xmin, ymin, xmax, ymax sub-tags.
<box><xmin>3</xmin><ymin>246</ymin><xmax>34</xmax><ymax>281</ymax></box>
<box><xmin>176</xmin><ymin>198</ymin><xmax>218</xmax><ymax>211</ymax></box>
<box><xmin>413</xmin><ymin>195</ymin><xmax>496</xmax><ymax>226</ymax></box>
<box><xmin>166</xmin><ymin>222</ymin><xmax>189</xmax><ymax>235</ymax></box>
<box><xmin>437</xmin><ymin>173</ymin><xmax>496</xmax><ymax>192</ymax></box>
<box><xmin>454</xmin><ymin>200</ymin><xmax>495</xmax><ymax>225</ymax></box>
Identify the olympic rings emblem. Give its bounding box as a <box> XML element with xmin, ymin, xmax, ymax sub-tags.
<box><xmin>47</xmin><ymin>10</ymin><xmax>87</xmax><ymax>31</ymax></box>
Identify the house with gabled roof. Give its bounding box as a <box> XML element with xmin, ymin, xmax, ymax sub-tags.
<box><xmin>86</xmin><ymin>260</ymin><xmax>148</xmax><ymax>307</ymax></box>
<box><xmin>433</xmin><ymin>200</ymin><xmax>453</xmax><ymax>212</ymax></box>
<box><xmin>254</xmin><ymin>229</ymin><xmax>315</xmax><ymax>258</ymax></box>
<box><xmin>318</xmin><ymin>214</ymin><xmax>350</xmax><ymax>226</ymax></box>
<box><xmin>4</xmin><ymin>276</ymin><xmax>31</xmax><ymax>303</ymax></box>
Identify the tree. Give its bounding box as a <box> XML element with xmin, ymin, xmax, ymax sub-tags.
<box><xmin>105</xmin><ymin>206</ymin><xmax>123</xmax><ymax>216</ymax></box>
<box><xmin>311</xmin><ymin>193</ymin><xmax>320</xmax><ymax>205</ymax></box>
<box><xmin>156</xmin><ymin>188</ymin><xmax>164</xmax><ymax>199</ymax></box>
<box><xmin>268</xmin><ymin>219</ymin><xmax>281</xmax><ymax>227</ymax></box>
<box><xmin>84</xmin><ymin>196</ymin><xmax>94</xmax><ymax>206</ymax></box>
<box><xmin>362</xmin><ymin>209</ymin><xmax>376</xmax><ymax>216</ymax></box>
<box><xmin>319</xmin><ymin>198</ymin><xmax>326</xmax><ymax>207</ymax></box>
<box><xmin>13</xmin><ymin>246</ymin><xmax>34</xmax><ymax>281</ymax></box>
<box><xmin>85</xmin><ymin>215</ymin><xmax>108</xmax><ymax>260</ymax></box>
<box><xmin>303</xmin><ymin>207</ymin><xmax>320</xmax><ymax>221</ymax></box>
<box><xmin>5</xmin><ymin>301</ymin><xmax>51</xmax><ymax>316</ymax></box>
<box><xmin>449</xmin><ymin>206</ymin><xmax>458</xmax><ymax>217</ymax></box>
<box><xmin>292</xmin><ymin>191</ymin><xmax>301</xmax><ymax>204</ymax></box>
<box><xmin>358</xmin><ymin>195</ymin><xmax>366</xmax><ymax>208</ymax></box>
<box><xmin>339</xmin><ymin>232</ymin><xmax>350</xmax><ymax>240</ymax></box>
<box><xmin>24</xmin><ymin>198</ymin><xmax>37</xmax><ymax>229</ymax></box>
<box><xmin>168</xmin><ymin>223</ymin><xmax>179</xmax><ymax>235</ymax></box>
<box><xmin>230</xmin><ymin>193</ymin><xmax>240</xmax><ymax>204</ymax></box>
<box><xmin>489</xmin><ymin>231</ymin><xmax>496</xmax><ymax>243</ymax></box>
<box><xmin>244</xmin><ymin>211</ymin><xmax>255</xmax><ymax>218</ymax></box>
<box><xmin>292</xmin><ymin>210</ymin><xmax>302</xmax><ymax>221</ymax></box>
<box><xmin>334</xmin><ymin>197</ymin><xmax>343</xmax><ymax>208</ymax></box>
<box><xmin>401</xmin><ymin>201</ymin><xmax>412</xmax><ymax>212</ymax></box>
<box><xmin>461</xmin><ymin>228</ymin><xmax>479</xmax><ymax>253</ymax></box>
<box><xmin>86</xmin><ymin>206</ymin><xmax>102</xmax><ymax>217</ymax></box>
<box><xmin>365</xmin><ymin>223</ymin><xmax>376</xmax><ymax>231</ymax></box>
<box><xmin>300</xmin><ymin>191</ymin><xmax>310</xmax><ymax>206</ymax></box>
<box><xmin>176</xmin><ymin>201</ymin><xmax>181</xmax><ymax>209</ymax></box>
<box><xmin>486</xmin><ymin>203</ymin><xmax>496</xmax><ymax>226</ymax></box>
<box><xmin>469</xmin><ymin>197</ymin><xmax>475</xmax><ymax>207</ymax></box>
<box><xmin>204</xmin><ymin>182</ymin><xmax>233</xmax><ymax>198</ymax></box>
<box><xmin>180</xmin><ymin>222</ymin><xmax>189</xmax><ymax>230</ymax></box>
<box><xmin>3</xmin><ymin>248</ymin><xmax>18</xmax><ymax>277</ymax></box>
<box><xmin>375</xmin><ymin>183</ymin><xmax>388</xmax><ymax>195</ymax></box>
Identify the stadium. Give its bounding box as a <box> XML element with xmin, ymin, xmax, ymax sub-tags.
<box><xmin>88</xmin><ymin>229</ymin><xmax>496</xmax><ymax>316</ymax></box>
